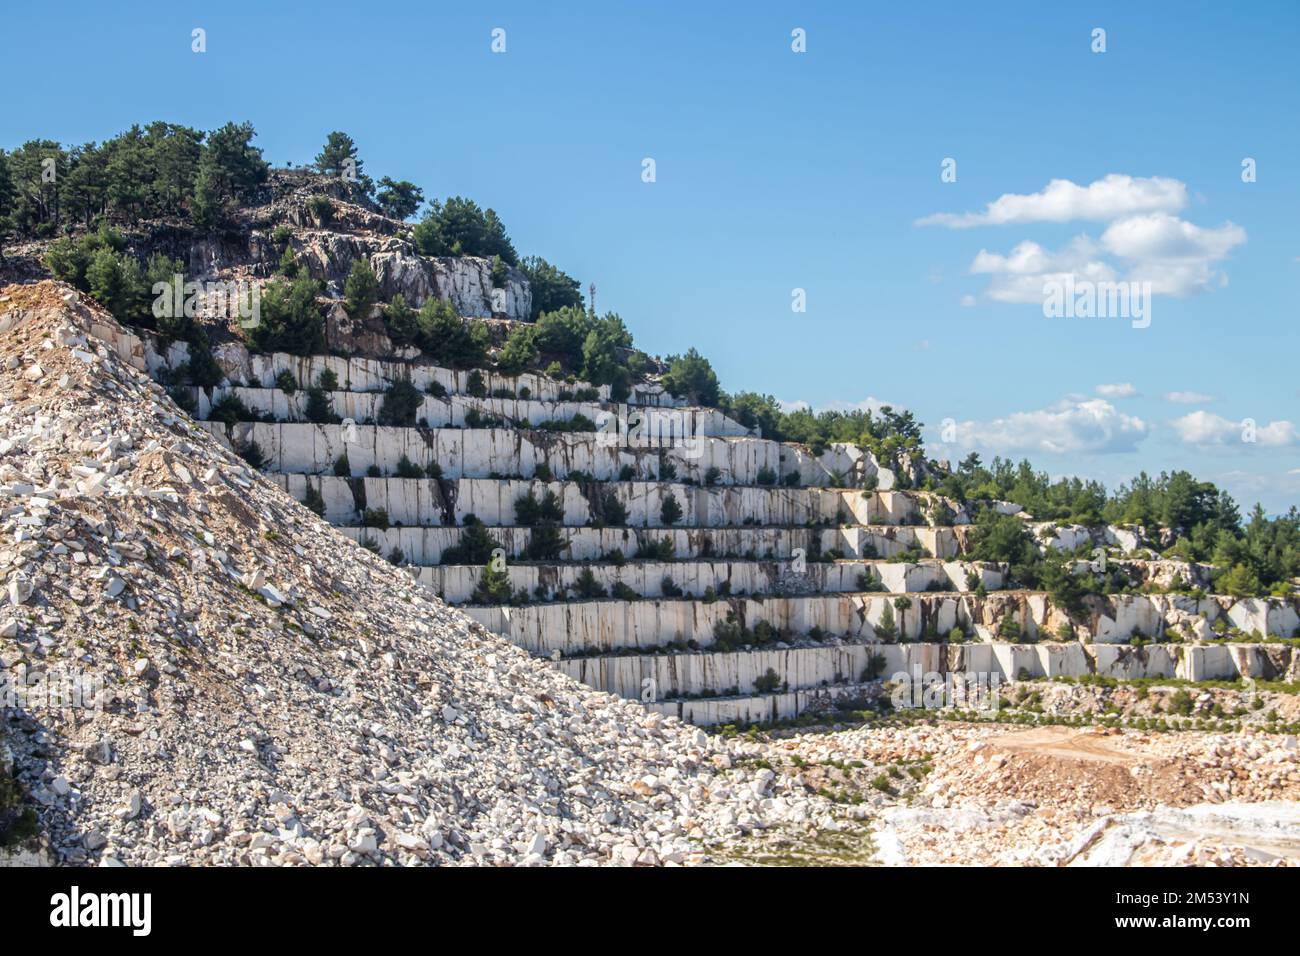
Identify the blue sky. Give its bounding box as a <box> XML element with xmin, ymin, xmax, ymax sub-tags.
<box><xmin>3</xmin><ymin>1</ymin><xmax>1298</xmax><ymax>512</ymax></box>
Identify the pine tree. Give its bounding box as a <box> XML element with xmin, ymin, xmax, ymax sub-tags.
<box><xmin>315</xmin><ymin>131</ymin><xmax>362</xmax><ymax>179</ymax></box>
<box><xmin>875</xmin><ymin>602</ymin><xmax>897</xmax><ymax>642</ymax></box>
<box><xmin>343</xmin><ymin>257</ymin><xmax>379</xmax><ymax>319</ymax></box>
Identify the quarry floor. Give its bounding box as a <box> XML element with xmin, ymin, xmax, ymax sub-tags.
<box><xmin>712</xmin><ymin>687</ymin><xmax>1300</xmax><ymax>866</ymax></box>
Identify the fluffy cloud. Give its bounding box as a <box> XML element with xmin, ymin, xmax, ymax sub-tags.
<box><xmin>1100</xmin><ymin>213</ymin><xmax>1246</xmax><ymax>296</ymax></box>
<box><xmin>1170</xmin><ymin>411</ymin><xmax>1298</xmax><ymax>447</ymax></box>
<box><xmin>921</xmin><ymin>174</ymin><xmax>1245</xmax><ymax>303</ymax></box>
<box><xmin>917</xmin><ymin>174</ymin><xmax>1186</xmax><ymax>228</ymax></box>
<box><xmin>1101</xmin><ymin>212</ymin><xmax>1244</xmax><ymax>261</ymax></box>
<box><xmin>1164</xmin><ymin>390</ymin><xmax>1214</xmax><ymax>404</ymax></box>
<box><xmin>1095</xmin><ymin>383</ymin><xmax>1137</xmax><ymax>398</ymax></box>
<box><xmin>969</xmin><ymin>236</ymin><xmax>1116</xmax><ymax>304</ymax></box>
<box><xmin>945</xmin><ymin>398</ymin><xmax>1147</xmax><ymax>455</ymax></box>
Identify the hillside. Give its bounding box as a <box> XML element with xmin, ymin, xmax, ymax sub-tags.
<box><xmin>2</xmin><ymin>123</ymin><xmax>1300</xmax><ymax>869</ymax></box>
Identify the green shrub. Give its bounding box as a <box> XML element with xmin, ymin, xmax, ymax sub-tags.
<box><xmin>305</xmin><ymin>386</ymin><xmax>340</xmax><ymax>424</ymax></box>
<box><xmin>384</xmin><ymin>294</ymin><xmax>419</xmax><ymax>347</ymax></box>
<box><xmin>245</xmin><ymin>276</ymin><xmax>324</xmax><ymax>355</ymax></box>
<box><xmin>276</xmin><ymin>245</ymin><xmax>300</xmax><ymax>278</ymax></box>
<box><xmin>591</xmin><ymin>489</ymin><xmax>627</xmax><ymax>527</ymax></box>
<box><xmin>307</xmin><ymin>194</ymin><xmax>333</xmax><ymax>224</ymax></box>
<box><xmin>343</xmin><ymin>257</ymin><xmax>379</xmax><ymax>319</ymax></box>
<box><xmin>515</xmin><ymin>490</ymin><xmax>564</xmax><ymax>526</ymax></box>
<box><xmin>636</xmin><ymin>538</ymin><xmax>675</xmax><ymax>561</ymax></box>
<box><xmin>472</xmin><ymin>559</ymin><xmax>514</xmax><ymax>604</ymax></box>
<box><xmin>379</xmin><ymin>378</ymin><xmax>423</xmax><ymax>426</ymax></box>
<box><xmin>412</xmin><ymin>197</ymin><xmax>517</xmax><ymax>263</ymax></box>
<box><xmin>209</xmin><ymin>393</ymin><xmax>254</xmax><ymax>426</ymax></box>
<box><xmin>302</xmin><ymin>483</ymin><xmax>326</xmax><ymax>517</ymax></box>
<box><xmin>611</xmin><ymin>581</ymin><xmax>639</xmax><ymax>601</ymax></box>
<box><xmin>238</xmin><ymin>439</ymin><xmax>265</xmax><ymax>469</ymax></box>
<box><xmin>441</xmin><ymin>518</ymin><xmax>496</xmax><ymax>565</ymax></box>
<box><xmin>874</xmin><ymin>603</ymin><xmax>898</xmax><ymax>642</ymax></box>
<box><xmin>660</xmin><ymin>493</ymin><xmax>683</xmax><ymax>526</ymax></box>
<box><xmin>525</xmin><ymin>523</ymin><xmax>565</xmax><ymax>561</ymax></box>
<box><xmin>497</xmin><ymin>324</ymin><xmax>538</xmax><ymax>375</ymax></box>
<box><xmin>660</xmin><ymin>348</ymin><xmax>719</xmax><ymax>406</ymax></box>
<box><xmin>573</xmin><ymin>568</ymin><xmax>607</xmax><ymax>599</ymax></box>
<box><xmin>414</xmin><ymin>297</ymin><xmax>488</xmax><ymax>367</ymax></box>
<box><xmin>998</xmin><ymin>617</ymin><xmax>1024</xmax><ymax>642</ymax></box>
<box><xmin>395</xmin><ymin>455</ymin><xmax>424</xmax><ymax>479</ymax></box>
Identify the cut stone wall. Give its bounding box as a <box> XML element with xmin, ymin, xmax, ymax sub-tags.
<box><xmin>273</xmin><ymin>473</ymin><xmax>922</xmax><ymax>528</ymax></box>
<box><xmin>186</xmin><ymin>386</ymin><xmax>750</xmax><ymax>436</ymax></box>
<box><xmin>409</xmin><ymin>558</ymin><xmax>1005</xmax><ymax>603</ymax></box>
<box><xmin>339</xmin><ymin>524</ymin><xmax>970</xmax><ymax>563</ymax></box>
<box><xmin>204</xmin><ymin>422</ymin><xmax>842</xmax><ymax>486</ymax></box>
<box><xmin>562</xmin><ymin>640</ymin><xmax>1300</xmax><ymax>715</ymax></box>
<box><xmin>463</xmin><ymin>592</ymin><xmax>1300</xmax><ymax>656</ymax></box>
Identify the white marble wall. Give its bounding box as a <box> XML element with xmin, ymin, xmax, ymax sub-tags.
<box><xmin>271</xmin><ymin>474</ymin><xmax>918</xmax><ymax>528</ymax></box>
<box><xmin>563</xmin><ymin>640</ymin><xmax>1300</xmax><ymax>717</ymax></box>
<box><xmin>187</xmin><ymin>385</ymin><xmax>751</xmax><ymax>437</ymax></box>
<box><xmin>408</xmin><ymin>558</ymin><xmax>1005</xmax><ymax>603</ymax></box>
<box><xmin>337</xmin><ymin>523</ymin><xmax>968</xmax><ymax>564</ymax></box>
<box><xmin>463</xmin><ymin>592</ymin><xmax>1300</xmax><ymax>656</ymax></box>
<box><xmin>204</xmin><ymin>421</ymin><xmax>853</xmax><ymax>486</ymax></box>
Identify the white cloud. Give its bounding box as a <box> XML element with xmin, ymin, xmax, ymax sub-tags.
<box><xmin>1164</xmin><ymin>390</ymin><xmax>1214</xmax><ymax>404</ymax></box>
<box><xmin>960</xmin><ymin>294</ymin><xmax>976</xmax><ymax>307</ymax></box>
<box><xmin>969</xmin><ymin>236</ymin><xmax>1116</xmax><ymax>304</ymax></box>
<box><xmin>947</xmin><ymin>398</ymin><xmax>1147</xmax><ymax>455</ymax></box>
<box><xmin>967</xmin><ymin>214</ymin><xmax>1244</xmax><ymax>302</ymax></box>
<box><xmin>779</xmin><ymin>396</ymin><xmax>902</xmax><ymax>416</ymax></box>
<box><xmin>1207</xmin><ymin>469</ymin><xmax>1300</xmax><ymax>515</ymax></box>
<box><xmin>1100</xmin><ymin>213</ymin><xmax>1246</xmax><ymax>296</ymax></box>
<box><xmin>1170</xmin><ymin>411</ymin><xmax>1298</xmax><ymax>447</ymax></box>
<box><xmin>926</xmin><ymin>173</ymin><xmax>1245</xmax><ymax>304</ymax></box>
<box><xmin>1095</xmin><ymin>383</ymin><xmax>1137</xmax><ymax>398</ymax></box>
<box><xmin>917</xmin><ymin>174</ymin><xmax>1187</xmax><ymax>229</ymax></box>
<box><xmin>1101</xmin><ymin>212</ymin><xmax>1244</xmax><ymax>261</ymax></box>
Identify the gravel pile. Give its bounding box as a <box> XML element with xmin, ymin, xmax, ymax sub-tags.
<box><xmin>0</xmin><ymin>281</ymin><xmax>837</xmax><ymax>866</ymax></box>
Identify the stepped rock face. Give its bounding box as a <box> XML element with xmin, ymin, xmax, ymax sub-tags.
<box><xmin>4</xmin><ymin>281</ymin><xmax>1296</xmax><ymax>868</ymax></box>
<box><xmin>0</xmin><ymin>281</ymin><xmax>839</xmax><ymax>866</ymax></box>
<box><xmin>119</xmin><ymin>262</ymin><xmax>1297</xmax><ymax>726</ymax></box>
